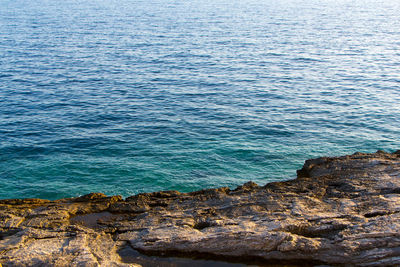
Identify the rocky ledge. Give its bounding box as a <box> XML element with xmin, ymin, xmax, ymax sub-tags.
<box><xmin>2</xmin><ymin>151</ymin><xmax>400</xmax><ymax>266</ymax></box>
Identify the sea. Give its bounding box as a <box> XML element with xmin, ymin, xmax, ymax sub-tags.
<box><xmin>1</xmin><ymin>0</ymin><xmax>399</xmax><ymax>200</ymax></box>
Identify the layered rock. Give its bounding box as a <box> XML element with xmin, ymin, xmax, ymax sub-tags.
<box><xmin>1</xmin><ymin>151</ymin><xmax>400</xmax><ymax>266</ymax></box>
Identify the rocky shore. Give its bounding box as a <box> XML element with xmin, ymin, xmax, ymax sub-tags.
<box><xmin>1</xmin><ymin>151</ymin><xmax>400</xmax><ymax>266</ymax></box>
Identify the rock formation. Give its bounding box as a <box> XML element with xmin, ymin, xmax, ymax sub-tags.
<box><xmin>1</xmin><ymin>151</ymin><xmax>400</xmax><ymax>266</ymax></box>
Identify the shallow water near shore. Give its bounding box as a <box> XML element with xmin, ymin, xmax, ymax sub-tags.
<box><xmin>1</xmin><ymin>0</ymin><xmax>400</xmax><ymax>199</ymax></box>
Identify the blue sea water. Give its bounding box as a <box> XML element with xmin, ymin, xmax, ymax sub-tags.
<box><xmin>1</xmin><ymin>0</ymin><xmax>400</xmax><ymax>200</ymax></box>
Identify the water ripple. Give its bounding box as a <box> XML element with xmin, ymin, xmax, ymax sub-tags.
<box><xmin>0</xmin><ymin>0</ymin><xmax>400</xmax><ymax>199</ymax></box>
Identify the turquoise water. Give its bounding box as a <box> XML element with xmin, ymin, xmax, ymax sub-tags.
<box><xmin>1</xmin><ymin>0</ymin><xmax>399</xmax><ymax>200</ymax></box>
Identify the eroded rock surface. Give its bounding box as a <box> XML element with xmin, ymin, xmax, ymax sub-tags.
<box><xmin>1</xmin><ymin>151</ymin><xmax>400</xmax><ymax>266</ymax></box>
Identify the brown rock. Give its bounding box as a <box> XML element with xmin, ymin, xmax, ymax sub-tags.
<box><xmin>1</xmin><ymin>151</ymin><xmax>400</xmax><ymax>266</ymax></box>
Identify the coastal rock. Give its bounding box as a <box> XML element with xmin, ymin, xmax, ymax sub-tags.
<box><xmin>1</xmin><ymin>151</ymin><xmax>400</xmax><ymax>266</ymax></box>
